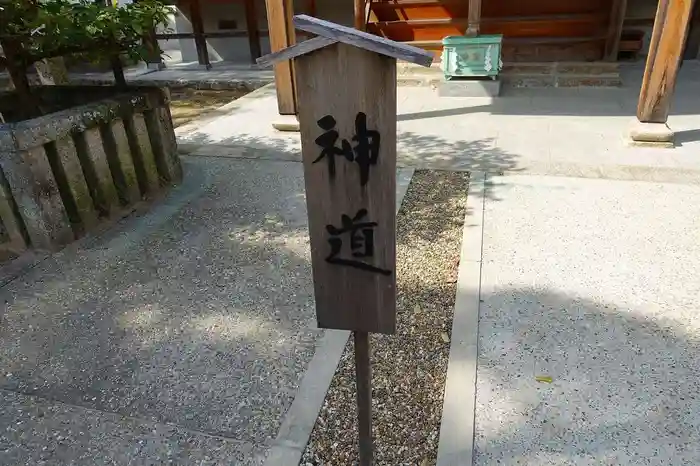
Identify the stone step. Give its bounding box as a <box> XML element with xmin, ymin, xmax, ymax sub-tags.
<box><xmin>397</xmin><ymin>61</ymin><xmax>622</xmax><ymax>88</ymax></box>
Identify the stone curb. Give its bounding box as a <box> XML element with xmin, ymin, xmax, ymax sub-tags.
<box><xmin>436</xmin><ymin>172</ymin><xmax>486</xmax><ymax>466</ymax></box>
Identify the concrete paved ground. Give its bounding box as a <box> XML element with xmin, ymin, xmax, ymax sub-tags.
<box><xmin>0</xmin><ymin>155</ymin><xmax>411</xmax><ymax>465</ymax></box>
<box><xmin>4</xmin><ymin>55</ymin><xmax>700</xmax><ymax>464</ymax></box>
<box><xmin>472</xmin><ymin>175</ymin><xmax>700</xmax><ymax>465</ymax></box>
<box><xmin>178</xmin><ymin>62</ymin><xmax>700</xmax><ymax>183</ymax></box>
<box><xmin>171</xmin><ymin>65</ymin><xmax>700</xmax><ymax>463</ymax></box>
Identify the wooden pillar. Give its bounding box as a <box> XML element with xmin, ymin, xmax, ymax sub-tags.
<box><xmin>604</xmin><ymin>0</ymin><xmax>628</xmax><ymax>60</ymax></box>
<box><xmin>265</xmin><ymin>0</ymin><xmax>297</xmax><ymax>115</ymax></box>
<box><xmin>244</xmin><ymin>0</ymin><xmax>262</xmax><ymax>63</ymax></box>
<box><xmin>683</xmin><ymin>0</ymin><xmax>700</xmax><ymax>59</ymax></box>
<box><xmin>190</xmin><ymin>0</ymin><xmax>211</xmax><ymax>69</ymax></box>
<box><xmin>466</xmin><ymin>0</ymin><xmax>482</xmax><ymax>36</ymax></box>
<box><xmin>637</xmin><ymin>0</ymin><xmax>695</xmax><ymax>123</ymax></box>
<box><xmin>306</xmin><ymin>0</ymin><xmax>317</xmax><ymax>16</ymax></box>
<box><xmin>354</xmin><ymin>0</ymin><xmax>365</xmax><ymax>31</ymax></box>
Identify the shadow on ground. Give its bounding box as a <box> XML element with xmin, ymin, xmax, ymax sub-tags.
<box><xmin>0</xmin><ymin>157</ymin><xmax>317</xmax><ymax>465</ymax></box>
<box><xmin>474</xmin><ymin>286</ymin><xmax>700</xmax><ymax>465</ymax></box>
<box><xmin>180</xmin><ymin>127</ymin><xmax>521</xmax><ymax>201</ymax></box>
<box><xmin>398</xmin><ymin>63</ymin><xmax>700</xmax><ymax>121</ymax></box>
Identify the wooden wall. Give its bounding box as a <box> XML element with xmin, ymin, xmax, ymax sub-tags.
<box><xmin>367</xmin><ymin>0</ymin><xmax>616</xmax><ymax>61</ymax></box>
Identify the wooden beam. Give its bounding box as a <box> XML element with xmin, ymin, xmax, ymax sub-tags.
<box><xmin>265</xmin><ymin>0</ymin><xmax>297</xmax><ymax>115</ymax></box>
<box><xmin>244</xmin><ymin>0</ymin><xmax>262</xmax><ymax>63</ymax></box>
<box><xmin>604</xmin><ymin>0</ymin><xmax>628</xmax><ymax>60</ymax></box>
<box><xmin>256</xmin><ymin>36</ymin><xmax>337</xmax><ymax>68</ymax></box>
<box><xmin>637</xmin><ymin>0</ymin><xmax>695</xmax><ymax>123</ymax></box>
<box><xmin>366</xmin><ymin>0</ymin><xmax>379</xmax><ymax>26</ymax></box>
<box><xmin>155</xmin><ymin>31</ymin><xmax>270</xmax><ymax>40</ymax></box>
<box><xmin>355</xmin><ymin>0</ymin><xmax>366</xmax><ymax>30</ymax></box>
<box><xmin>293</xmin><ymin>14</ymin><xmax>434</xmax><ymax>67</ymax></box>
<box><xmin>466</xmin><ymin>0</ymin><xmax>482</xmax><ymax>36</ymax></box>
<box><xmin>189</xmin><ymin>0</ymin><xmax>211</xmax><ymax>69</ymax></box>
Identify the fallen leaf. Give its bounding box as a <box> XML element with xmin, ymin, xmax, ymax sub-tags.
<box><xmin>535</xmin><ymin>375</ymin><xmax>553</xmax><ymax>383</ymax></box>
<box><xmin>441</xmin><ymin>332</ymin><xmax>450</xmax><ymax>343</ymax></box>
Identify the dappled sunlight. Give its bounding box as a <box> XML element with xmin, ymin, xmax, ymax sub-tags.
<box><xmin>186</xmin><ymin>312</ymin><xmax>283</xmax><ymax>346</ymax></box>
<box><xmin>397</xmin><ymin>133</ymin><xmax>522</xmax><ymax>201</ymax></box>
<box><xmin>118</xmin><ymin>303</ymin><xmax>166</xmax><ymax>330</ymax></box>
<box><xmin>227</xmin><ymin>219</ymin><xmax>311</xmax><ymax>261</ymax></box>
<box><xmin>0</xmin><ymin>154</ymin><xmax>320</xmax><ymax>444</ymax></box>
<box><xmin>475</xmin><ymin>286</ymin><xmax>700</xmax><ymax>464</ymax></box>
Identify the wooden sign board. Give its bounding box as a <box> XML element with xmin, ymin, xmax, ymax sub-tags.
<box><xmin>297</xmin><ymin>42</ymin><xmax>397</xmax><ymax>334</ymax></box>
<box><xmin>257</xmin><ymin>16</ymin><xmax>432</xmax><ymax>464</ymax></box>
<box><xmin>257</xmin><ymin>16</ymin><xmax>432</xmax><ymax>335</ymax></box>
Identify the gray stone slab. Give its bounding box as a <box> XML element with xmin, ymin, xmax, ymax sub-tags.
<box><xmin>439</xmin><ymin>79</ymin><xmax>501</xmax><ymax>97</ymax></box>
<box><xmin>107</xmin><ymin>119</ymin><xmax>142</xmax><ymax>205</ymax></box>
<box><xmin>0</xmin><ymin>389</ymin><xmax>267</xmax><ymax>466</ymax></box>
<box><xmin>476</xmin><ymin>175</ymin><xmax>700</xmax><ymax>465</ymax></box>
<box><xmin>79</xmin><ymin>128</ymin><xmax>120</xmax><ymax>216</ymax></box>
<box><xmin>145</xmin><ymin>107</ymin><xmax>183</xmax><ymax>185</ymax></box>
<box><xmin>128</xmin><ymin>113</ymin><xmax>161</xmax><ymax>194</ymax></box>
<box><xmin>53</xmin><ymin>136</ymin><xmax>99</xmax><ymax>231</ymax></box>
<box><xmin>0</xmin><ymin>146</ymin><xmax>73</xmax><ymax>249</ymax></box>
<box><xmin>0</xmin><ymin>168</ymin><xmax>28</xmax><ymax>252</ymax></box>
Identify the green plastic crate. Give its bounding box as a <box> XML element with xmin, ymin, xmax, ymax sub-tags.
<box><xmin>441</xmin><ymin>34</ymin><xmax>503</xmax><ymax>79</ymax></box>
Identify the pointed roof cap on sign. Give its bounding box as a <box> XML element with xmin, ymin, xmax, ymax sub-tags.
<box><xmin>256</xmin><ymin>14</ymin><xmax>434</xmax><ymax>68</ymax></box>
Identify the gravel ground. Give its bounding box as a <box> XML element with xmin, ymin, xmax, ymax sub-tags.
<box><xmin>301</xmin><ymin>170</ymin><xmax>470</xmax><ymax>466</ymax></box>
<box><xmin>169</xmin><ymin>89</ymin><xmax>248</xmax><ymax>128</ymax></box>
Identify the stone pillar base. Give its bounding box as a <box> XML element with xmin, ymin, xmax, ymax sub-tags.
<box><xmin>627</xmin><ymin>120</ymin><xmax>675</xmax><ymax>148</ymax></box>
<box><xmin>272</xmin><ymin>114</ymin><xmax>300</xmax><ymax>132</ymax></box>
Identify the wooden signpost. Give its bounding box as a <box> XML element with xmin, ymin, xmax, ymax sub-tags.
<box><xmin>258</xmin><ymin>16</ymin><xmax>432</xmax><ymax>465</ymax></box>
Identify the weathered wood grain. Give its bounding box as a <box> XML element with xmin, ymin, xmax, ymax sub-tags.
<box><xmin>265</xmin><ymin>0</ymin><xmax>297</xmax><ymax>115</ymax></box>
<box><xmin>604</xmin><ymin>0</ymin><xmax>628</xmax><ymax>60</ymax></box>
<box><xmin>295</xmin><ymin>42</ymin><xmax>397</xmax><ymax>334</ymax></box>
<box><xmin>244</xmin><ymin>0</ymin><xmax>262</xmax><ymax>62</ymax></box>
<box><xmin>256</xmin><ymin>36</ymin><xmax>337</xmax><ymax>67</ymax></box>
<box><xmin>189</xmin><ymin>0</ymin><xmax>211</xmax><ymax>69</ymax></box>
<box><xmin>637</xmin><ymin>0</ymin><xmax>695</xmax><ymax>123</ymax></box>
<box><xmin>293</xmin><ymin>14</ymin><xmax>433</xmax><ymax>67</ymax></box>
<box><xmin>355</xmin><ymin>0</ymin><xmax>366</xmax><ymax>31</ymax></box>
